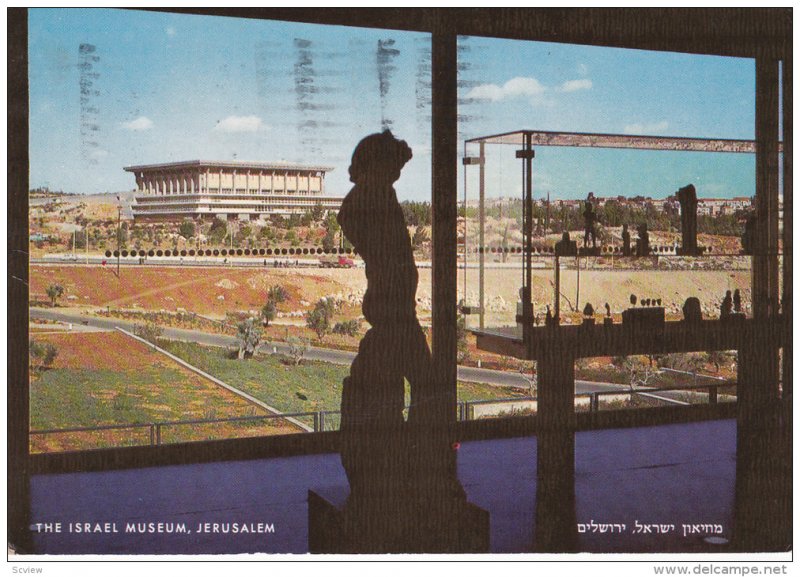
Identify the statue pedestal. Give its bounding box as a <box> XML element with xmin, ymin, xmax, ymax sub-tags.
<box><xmin>722</xmin><ymin>312</ymin><xmax>747</xmax><ymax>323</ymax></box>
<box><xmin>308</xmin><ymin>486</ymin><xmax>490</xmax><ymax>554</ymax></box>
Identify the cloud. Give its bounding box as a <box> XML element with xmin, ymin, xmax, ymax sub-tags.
<box><xmin>122</xmin><ymin>116</ymin><xmax>153</xmax><ymax>131</ymax></box>
<box><xmin>557</xmin><ymin>79</ymin><xmax>593</xmax><ymax>93</ymax></box>
<box><xmin>213</xmin><ymin>115</ymin><xmax>266</xmax><ymax>133</ymax></box>
<box><xmin>623</xmin><ymin>120</ymin><xmax>670</xmax><ymax>134</ymax></box>
<box><xmin>467</xmin><ymin>76</ymin><xmax>592</xmax><ymax>103</ymax></box>
<box><xmin>467</xmin><ymin>76</ymin><xmax>547</xmax><ymax>102</ymax></box>
<box><xmin>166</xmin><ymin>26</ymin><xmax>176</xmax><ymax>37</ymax></box>
<box><xmin>577</xmin><ymin>62</ymin><xmax>589</xmax><ymax>76</ymax></box>
<box><xmin>89</xmin><ymin>149</ymin><xmax>109</xmax><ymax>159</ymax></box>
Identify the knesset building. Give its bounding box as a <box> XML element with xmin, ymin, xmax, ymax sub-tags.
<box><xmin>124</xmin><ymin>160</ymin><xmax>343</xmax><ymax>222</ymax></box>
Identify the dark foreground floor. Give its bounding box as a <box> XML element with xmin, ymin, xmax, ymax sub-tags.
<box><xmin>30</xmin><ymin>419</ymin><xmax>736</xmax><ymax>554</ymax></box>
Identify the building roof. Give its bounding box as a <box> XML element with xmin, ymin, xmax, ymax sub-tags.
<box><xmin>123</xmin><ymin>160</ymin><xmax>334</xmax><ymax>173</ymax></box>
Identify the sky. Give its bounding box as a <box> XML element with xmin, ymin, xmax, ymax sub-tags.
<box><xmin>29</xmin><ymin>8</ymin><xmax>759</xmax><ymax>202</ymax></box>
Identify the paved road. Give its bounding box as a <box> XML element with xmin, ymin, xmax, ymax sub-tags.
<box><xmin>29</xmin><ymin>307</ymin><xmax>630</xmax><ymax>394</ymax></box>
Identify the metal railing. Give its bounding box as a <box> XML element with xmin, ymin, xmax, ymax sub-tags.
<box><xmin>30</xmin><ymin>411</ymin><xmax>327</xmax><ymax>452</ymax></box>
<box><xmin>459</xmin><ymin>380</ymin><xmax>736</xmax><ymax>420</ymax></box>
<box><xmin>30</xmin><ymin>381</ymin><xmax>736</xmax><ymax>452</ymax></box>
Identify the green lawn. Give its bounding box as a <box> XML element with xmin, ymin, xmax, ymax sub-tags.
<box><xmin>30</xmin><ymin>367</ymin><xmax>195</xmax><ymax>429</ymax></box>
<box><xmin>159</xmin><ymin>340</ymin><xmax>524</xmax><ymax>426</ymax></box>
<box><xmin>30</xmin><ymin>365</ymin><xmax>298</xmax><ymax>452</ymax></box>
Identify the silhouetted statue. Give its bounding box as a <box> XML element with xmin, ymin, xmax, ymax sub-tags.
<box><xmin>676</xmin><ymin>184</ymin><xmax>699</xmax><ymax>256</ymax></box>
<box><xmin>316</xmin><ymin>130</ymin><xmax>481</xmax><ymax>553</ymax></box>
<box><xmin>555</xmin><ymin>231</ymin><xmax>577</xmax><ymax>257</ymax></box>
<box><xmin>720</xmin><ymin>290</ymin><xmax>733</xmax><ymax>318</ymax></box>
<box><xmin>733</xmin><ymin>289</ymin><xmax>742</xmax><ymax>313</ymax></box>
<box><xmin>682</xmin><ymin>297</ymin><xmax>702</xmax><ymax>323</ymax></box>
<box><xmin>621</xmin><ymin>224</ymin><xmax>632</xmax><ymax>256</ymax></box>
<box><xmin>603</xmin><ymin>302</ymin><xmax>613</xmax><ymax>327</ymax></box>
<box><xmin>582</xmin><ymin>197</ymin><xmax>598</xmax><ymax>249</ymax></box>
<box><xmin>636</xmin><ymin>223</ymin><xmax>650</xmax><ymax>256</ymax></box>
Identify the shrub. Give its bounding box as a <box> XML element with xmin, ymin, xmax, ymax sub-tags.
<box><xmin>267</xmin><ymin>285</ymin><xmax>289</xmax><ymax>304</ymax></box>
<box><xmin>133</xmin><ymin>321</ymin><xmax>163</xmax><ymax>345</ymax></box>
<box><xmin>236</xmin><ymin>319</ymin><xmax>262</xmax><ymax>359</ymax></box>
<box><xmin>286</xmin><ymin>336</ymin><xmax>310</xmax><ymax>366</ymax></box>
<box><xmin>332</xmin><ymin>318</ymin><xmax>361</xmax><ymax>337</ymax></box>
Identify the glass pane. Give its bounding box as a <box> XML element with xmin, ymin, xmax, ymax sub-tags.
<box><xmin>28</xmin><ymin>8</ymin><xmax>432</xmax><ymax>452</ymax></box>
<box><xmin>457</xmin><ymin>35</ymin><xmax>756</xmax><ymax>349</ymax></box>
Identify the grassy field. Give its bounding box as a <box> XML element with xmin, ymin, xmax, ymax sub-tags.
<box><xmin>159</xmin><ymin>340</ymin><xmax>526</xmax><ymax>428</ymax></box>
<box><xmin>29</xmin><ymin>331</ymin><xmax>300</xmax><ymax>453</ymax></box>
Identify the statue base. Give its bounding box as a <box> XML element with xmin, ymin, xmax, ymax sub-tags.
<box><xmin>721</xmin><ymin>312</ymin><xmax>746</xmax><ymax>323</ymax></box>
<box><xmin>308</xmin><ymin>486</ymin><xmax>490</xmax><ymax>554</ymax></box>
<box><xmin>622</xmin><ymin>307</ymin><xmax>666</xmax><ymax>330</ymax></box>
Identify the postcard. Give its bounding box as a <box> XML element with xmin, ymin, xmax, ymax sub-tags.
<box><xmin>9</xmin><ymin>7</ymin><xmax>792</xmax><ymax>564</ymax></box>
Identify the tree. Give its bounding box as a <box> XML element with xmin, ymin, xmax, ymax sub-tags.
<box><xmin>310</xmin><ymin>201</ymin><xmax>326</xmax><ymax>222</ymax></box>
<box><xmin>615</xmin><ymin>356</ymin><xmax>658</xmax><ymax>391</ymax></box>
<box><xmin>322</xmin><ymin>212</ymin><xmax>340</xmax><ymax>252</ymax></box>
<box><xmin>519</xmin><ymin>361</ymin><xmax>537</xmax><ymax>398</ymax></box>
<box><xmin>657</xmin><ymin>352</ymin><xmax>704</xmax><ymax>373</ymax></box>
<box><xmin>286</xmin><ymin>336</ymin><xmax>309</xmax><ymax>366</ymax></box>
<box><xmin>268</xmin><ymin>285</ymin><xmax>289</xmax><ymax>304</ymax></box>
<box><xmin>306</xmin><ymin>298</ymin><xmax>335</xmax><ymax>341</ymax></box>
<box><xmin>704</xmin><ymin>350</ymin><xmax>729</xmax><ymax>373</ymax></box>
<box><xmin>74</xmin><ymin>228</ymin><xmax>87</xmax><ymax>249</ymax></box>
<box><xmin>261</xmin><ymin>298</ymin><xmax>277</xmax><ymax>327</ymax></box>
<box><xmin>411</xmin><ymin>226</ymin><xmax>429</xmax><ymax>250</ymax></box>
<box><xmin>456</xmin><ymin>313</ymin><xmax>469</xmax><ymax>362</ymax></box>
<box><xmin>322</xmin><ymin>229</ymin><xmax>336</xmax><ymax>252</ymax></box>
<box><xmin>500</xmin><ymin>225</ymin><xmax>509</xmax><ymax>263</ymax></box>
<box><xmin>236</xmin><ymin>319</ymin><xmax>262</xmax><ymax>359</ymax></box>
<box><xmin>46</xmin><ymin>283</ymin><xmax>64</xmax><ymax>307</ymax></box>
<box><xmin>179</xmin><ymin>220</ymin><xmax>196</xmax><ymax>239</ymax></box>
<box><xmin>208</xmin><ymin>219</ymin><xmax>227</xmax><ymax>245</ymax></box>
<box><xmin>30</xmin><ymin>340</ymin><xmax>58</xmax><ymax>371</ymax></box>
<box><xmin>259</xmin><ymin>226</ymin><xmax>275</xmax><ymax>242</ymax></box>
<box><xmin>400</xmin><ymin>201</ymin><xmax>432</xmax><ymax>227</ymax></box>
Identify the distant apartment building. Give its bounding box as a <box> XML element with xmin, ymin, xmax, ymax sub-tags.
<box><xmin>696</xmin><ymin>197</ymin><xmax>753</xmax><ymax>216</ymax></box>
<box><xmin>124</xmin><ymin>160</ymin><xmax>342</xmax><ymax>222</ymax></box>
